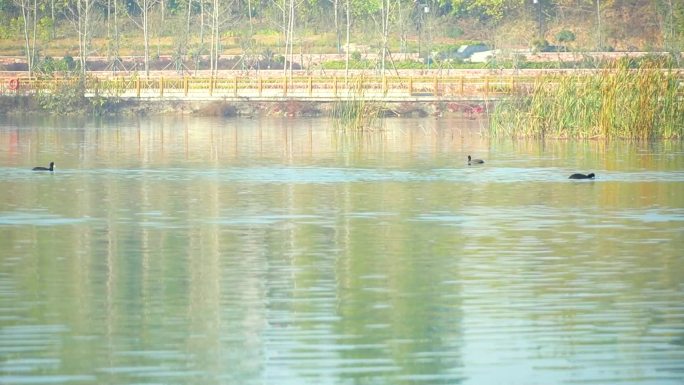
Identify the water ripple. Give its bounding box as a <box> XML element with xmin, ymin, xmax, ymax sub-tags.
<box><xmin>0</xmin><ymin>211</ymin><xmax>89</xmax><ymax>227</ymax></box>
<box><xmin>4</xmin><ymin>165</ymin><xmax>684</xmax><ymax>184</ymax></box>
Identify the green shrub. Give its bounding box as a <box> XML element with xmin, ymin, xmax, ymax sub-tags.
<box><xmin>555</xmin><ymin>30</ymin><xmax>575</xmax><ymax>43</ymax></box>
<box><xmin>256</xmin><ymin>28</ymin><xmax>280</xmax><ymax>36</ymax></box>
<box><xmin>36</xmin><ymin>79</ymin><xmax>88</xmax><ymax>114</ymax></box>
<box><xmin>531</xmin><ymin>39</ymin><xmax>549</xmax><ymax>52</ymax></box>
<box><xmin>446</xmin><ymin>27</ymin><xmax>464</xmax><ymax>39</ymax></box>
<box><xmin>38</xmin><ymin>17</ymin><xmax>53</xmax><ymax>42</ymax></box>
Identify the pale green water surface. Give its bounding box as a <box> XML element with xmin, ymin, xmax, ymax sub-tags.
<box><xmin>1</xmin><ymin>116</ymin><xmax>684</xmax><ymax>385</ymax></box>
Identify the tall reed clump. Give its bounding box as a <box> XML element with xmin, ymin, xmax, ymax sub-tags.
<box><xmin>490</xmin><ymin>60</ymin><xmax>684</xmax><ymax>139</ymax></box>
<box><xmin>330</xmin><ymin>77</ymin><xmax>383</xmax><ymax>132</ymax></box>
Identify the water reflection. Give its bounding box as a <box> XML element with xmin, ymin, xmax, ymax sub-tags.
<box><xmin>1</xmin><ymin>116</ymin><xmax>683</xmax><ymax>385</ymax></box>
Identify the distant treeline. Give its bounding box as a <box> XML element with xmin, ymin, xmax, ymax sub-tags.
<box><xmin>2</xmin><ymin>0</ymin><xmax>683</xmax><ymax>77</ymax></box>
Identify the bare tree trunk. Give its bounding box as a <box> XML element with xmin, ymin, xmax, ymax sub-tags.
<box><xmin>77</xmin><ymin>0</ymin><xmax>92</xmax><ymax>77</ymax></box>
<box><xmin>31</xmin><ymin>0</ymin><xmax>38</xmax><ymax>70</ymax></box>
<box><xmin>345</xmin><ymin>0</ymin><xmax>350</xmax><ymax>82</ymax></box>
<box><xmin>195</xmin><ymin>0</ymin><xmax>205</xmax><ymax>73</ymax></box>
<box><xmin>210</xmin><ymin>0</ymin><xmax>220</xmax><ymax>76</ymax></box>
<box><xmin>106</xmin><ymin>0</ymin><xmax>119</xmax><ymax>73</ymax></box>
<box><xmin>281</xmin><ymin>0</ymin><xmax>289</xmax><ymax>77</ymax></box>
<box><xmin>77</xmin><ymin>0</ymin><xmax>84</xmax><ymax>73</ymax></box>
<box><xmin>288</xmin><ymin>0</ymin><xmax>294</xmax><ymax>78</ymax></box>
<box><xmin>283</xmin><ymin>0</ymin><xmax>294</xmax><ymax>78</ymax></box>
<box><xmin>247</xmin><ymin>0</ymin><xmax>253</xmax><ymax>36</ymax></box>
<box><xmin>143</xmin><ymin>0</ymin><xmax>150</xmax><ymax>75</ymax></box>
<box><xmin>596</xmin><ymin>0</ymin><xmax>601</xmax><ymax>50</ymax></box>
<box><xmin>381</xmin><ymin>0</ymin><xmax>388</xmax><ymax>73</ymax></box>
<box><xmin>209</xmin><ymin>0</ymin><xmax>214</xmax><ymax>74</ymax></box>
<box><xmin>127</xmin><ymin>0</ymin><xmax>158</xmax><ymax>76</ymax></box>
<box><xmin>396</xmin><ymin>0</ymin><xmax>407</xmax><ymax>54</ymax></box>
<box><xmin>106</xmin><ymin>0</ymin><xmax>110</xmax><ymax>42</ymax></box>
<box><xmin>16</xmin><ymin>0</ymin><xmax>34</xmax><ymax>77</ymax></box>
<box><xmin>247</xmin><ymin>0</ymin><xmax>255</xmax><ymax>72</ymax></box>
<box><xmin>186</xmin><ymin>0</ymin><xmax>192</xmax><ymax>37</ymax></box>
<box><xmin>334</xmin><ymin>0</ymin><xmax>340</xmax><ymax>53</ymax></box>
<box><xmin>16</xmin><ymin>0</ymin><xmax>39</xmax><ymax>77</ymax></box>
<box><xmin>113</xmin><ymin>0</ymin><xmax>120</xmax><ymax>73</ymax></box>
<box><xmin>282</xmin><ymin>0</ymin><xmax>287</xmax><ymax>48</ymax></box>
<box><xmin>63</xmin><ymin>0</ymin><xmax>92</xmax><ymax>76</ymax></box>
<box><xmin>200</xmin><ymin>0</ymin><xmax>205</xmax><ymax>47</ymax></box>
<box><xmin>51</xmin><ymin>0</ymin><xmax>56</xmax><ymax>39</ymax></box>
<box><xmin>31</xmin><ymin>0</ymin><xmax>37</xmax><ymax>76</ymax></box>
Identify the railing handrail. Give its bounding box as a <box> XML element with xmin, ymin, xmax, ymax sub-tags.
<box><xmin>2</xmin><ymin>73</ymin><xmax>683</xmax><ymax>101</ymax></box>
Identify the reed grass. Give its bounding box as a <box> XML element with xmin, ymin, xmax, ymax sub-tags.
<box><xmin>490</xmin><ymin>60</ymin><xmax>684</xmax><ymax>139</ymax></box>
<box><xmin>330</xmin><ymin>77</ymin><xmax>383</xmax><ymax>132</ymax></box>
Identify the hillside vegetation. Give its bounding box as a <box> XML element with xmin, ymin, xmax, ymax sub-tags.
<box><xmin>1</xmin><ymin>0</ymin><xmax>683</xmax><ymax>76</ymax></box>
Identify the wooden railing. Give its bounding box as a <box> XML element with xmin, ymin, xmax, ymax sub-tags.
<box><xmin>1</xmin><ymin>74</ymin><xmax>682</xmax><ymax>101</ymax></box>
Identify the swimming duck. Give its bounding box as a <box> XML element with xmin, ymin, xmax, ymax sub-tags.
<box><xmin>569</xmin><ymin>172</ymin><xmax>595</xmax><ymax>179</ymax></box>
<box><xmin>32</xmin><ymin>162</ymin><xmax>54</xmax><ymax>171</ymax></box>
<box><xmin>468</xmin><ymin>155</ymin><xmax>484</xmax><ymax>165</ymax></box>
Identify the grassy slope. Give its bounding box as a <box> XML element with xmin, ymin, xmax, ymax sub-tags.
<box><xmin>0</xmin><ymin>5</ymin><xmax>674</xmax><ymax>60</ymax></box>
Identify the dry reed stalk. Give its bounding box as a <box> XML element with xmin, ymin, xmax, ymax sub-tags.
<box><xmin>490</xmin><ymin>61</ymin><xmax>683</xmax><ymax>139</ymax></box>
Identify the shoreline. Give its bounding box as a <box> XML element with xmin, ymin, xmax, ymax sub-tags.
<box><xmin>0</xmin><ymin>95</ymin><xmax>488</xmax><ymax>119</ymax></box>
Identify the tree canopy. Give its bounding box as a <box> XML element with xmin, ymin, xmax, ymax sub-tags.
<box><xmin>1</xmin><ymin>0</ymin><xmax>682</xmax><ymax>74</ymax></box>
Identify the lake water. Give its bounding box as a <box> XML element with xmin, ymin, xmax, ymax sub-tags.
<box><xmin>1</xmin><ymin>116</ymin><xmax>683</xmax><ymax>385</ymax></box>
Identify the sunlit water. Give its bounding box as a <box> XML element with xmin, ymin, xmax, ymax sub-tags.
<box><xmin>1</xmin><ymin>116</ymin><xmax>683</xmax><ymax>385</ymax></box>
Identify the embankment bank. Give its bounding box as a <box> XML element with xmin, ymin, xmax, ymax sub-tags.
<box><xmin>0</xmin><ymin>95</ymin><xmax>488</xmax><ymax>119</ymax></box>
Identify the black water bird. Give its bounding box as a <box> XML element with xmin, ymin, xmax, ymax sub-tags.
<box><xmin>569</xmin><ymin>172</ymin><xmax>595</xmax><ymax>179</ymax></box>
<box><xmin>468</xmin><ymin>155</ymin><xmax>484</xmax><ymax>165</ymax></box>
<box><xmin>32</xmin><ymin>162</ymin><xmax>54</xmax><ymax>171</ymax></box>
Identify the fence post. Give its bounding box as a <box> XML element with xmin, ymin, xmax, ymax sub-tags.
<box><xmin>159</xmin><ymin>76</ymin><xmax>164</xmax><ymax>98</ymax></box>
<box><xmin>136</xmin><ymin>78</ymin><xmax>141</xmax><ymax>98</ymax></box>
<box><xmin>383</xmin><ymin>75</ymin><xmax>388</xmax><ymax>96</ymax></box>
<box><xmin>408</xmin><ymin>77</ymin><xmax>413</xmax><ymax>96</ymax></box>
<box><xmin>209</xmin><ymin>77</ymin><xmax>214</xmax><ymax>96</ymax></box>
<box><xmin>184</xmin><ymin>77</ymin><xmax>189</xmax><ymax>96</ymax></box>
<box><xmin>333</xmin><ymin>76</ymin><xmax>337</xmax><ymax>97</ymax></box>
<box><xmin>258</xmin><ymin>77</ymin><xmax>263</xmax><ymax>96</ymax></box>
<box><xmin>308</xmin><ymin>76</ymin><xmax>312</xmax><ymax>96</ymax></box>
<box><xmin>283</xmin><ymin>76</ymin><xmax>288</xmax><ymax>96</ymax></box>
<box><xmin>433</xmin><ymin>76</ymin><xmax>439</xmax><ymax>97</ymax></box>
<box><xmin>234</xmin><ymin>77</ymin><xmax>238</xmax><ymax>97</ymax></box>
<box><xmin>484</xmin><ymin>77</ymin><xmax>489</xmax><ymax>99</ymax></box>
